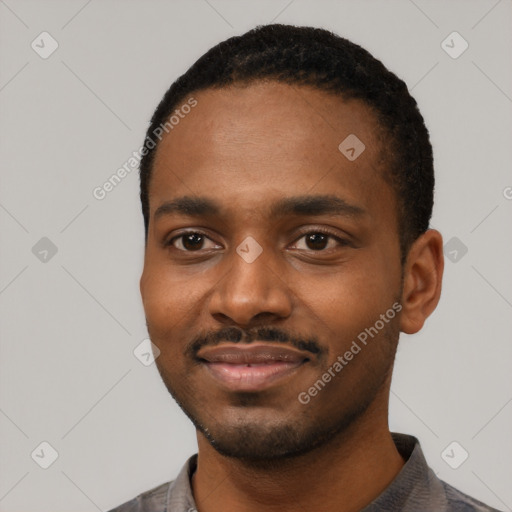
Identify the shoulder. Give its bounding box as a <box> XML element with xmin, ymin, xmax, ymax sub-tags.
<box><xmin>107</xmin><ymin>453</ymin><xmax>198</xmax><ymax>512</ymax></box>
<box><xmin>106</xmin><ymin>481</ymin><xmax>171</xmax><ymax>512</ymax></box>
<box><xmin>441</xmin><ymin>479</ymin><xmax>503</xmax><ymax>512</ymax></box>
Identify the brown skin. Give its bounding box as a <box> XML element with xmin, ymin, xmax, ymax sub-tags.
<box><xmin>140</xmin><ymin>81</ymin><xmax>444</xmax><ymax>512</ymax></box>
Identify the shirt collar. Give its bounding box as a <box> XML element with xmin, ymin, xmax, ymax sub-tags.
<box><xmin>165</xmin><ymin>453</ymin><xmax>198</xmax><ymax>512</ymax></box>
<box><xmin>362</xmin><ymin>433</ymin><xmax>447</xmax><ymax>511</ymax></box>
<box><xmin>165</xmin><ymin>433</ymin><xmax>442</xmax><ymax>511</ymax></box>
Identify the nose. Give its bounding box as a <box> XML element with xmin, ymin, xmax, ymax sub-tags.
<box><xmin>207</xmin><ymin>241</ymin><xmax>293</xmax><ymax>327</ymax></box>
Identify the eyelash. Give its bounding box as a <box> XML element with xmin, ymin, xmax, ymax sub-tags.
<box><xmin>166</xmin><ymin>227</ymin><xmax>350</xmax><ymax>252</ymax></box>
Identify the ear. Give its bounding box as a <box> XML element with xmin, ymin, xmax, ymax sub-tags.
<box><xmin>139</xmin><ymin>269</ymin><xmax>147</xmax><ymax>306</ymax></box>
<box><xmin>400</xmin><ymin>229</ymin><xmax>444</xmax><ymax>334</ymax></box>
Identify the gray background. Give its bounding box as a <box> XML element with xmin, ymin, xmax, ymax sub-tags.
<box><xmin>1</xmin><ymin>0</ymin><xmax>511</xmax><ymax>510</ymax></box>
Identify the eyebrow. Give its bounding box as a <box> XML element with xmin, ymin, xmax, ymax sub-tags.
<box><xmin>154</xmin><ymin>194</ymin><xmax>367</xmax><ymax>220</ymax></box>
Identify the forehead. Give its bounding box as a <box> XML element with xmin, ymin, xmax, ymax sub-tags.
<box><xmin>149</xmin><ymin>81</ymin><xmax>393</xmax><ymax>225</ymax></box>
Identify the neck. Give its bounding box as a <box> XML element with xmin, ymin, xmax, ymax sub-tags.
<box><xmin>191</xmin><ymin>399</ymin><xmax>404</xmax><ymax>512</ymax></box>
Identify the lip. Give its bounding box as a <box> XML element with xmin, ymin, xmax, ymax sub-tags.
<box><xmin>197</xmin><ymin>343</ymin><xmax>310</xmax><ymax>392</ymax></box>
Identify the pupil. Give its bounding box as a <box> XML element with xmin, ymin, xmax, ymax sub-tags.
<box><xmin>183</xmin><ymin>233</ymin><xmax>203</xmax><ymax>250</ymax></box>
<box><xmin>307</xmin><ymin>233</ymin><xmax>327</xmax><ymax>250</ymax></box>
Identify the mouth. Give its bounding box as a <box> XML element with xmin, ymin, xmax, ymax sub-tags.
<box><xmin>196</xmin><ymin>343</ymin><xmax>311</xmax><ymax>392</ymax></box>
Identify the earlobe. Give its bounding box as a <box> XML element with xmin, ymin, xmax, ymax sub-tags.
<box><xmin>399</xmin><ymin>229</ymin><xmax>444</xmax><ymax>335</ymax></box>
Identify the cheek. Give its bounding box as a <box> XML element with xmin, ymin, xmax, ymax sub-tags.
<box><xmin>304</xmin><ymin>260</ymin><xmax>399</xmax><ymax>347</ymax></box>
<box><xmin>140</xmin><ymin>262</ymin><xmax>213</xmax><ymax>362</ymax></box>
<box><xmin>141</xmin><ymin>273</ymin><xmax>190</xmax><ymax>375</ymax></box>
<box><xmin>140</xmin><ymin>266</ymin><xmax>190</xmax><ymax>330</ymax></box>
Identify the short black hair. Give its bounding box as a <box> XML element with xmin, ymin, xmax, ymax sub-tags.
<box><xmin>139</xmin><ymin>23</ymin><xmax>434</xmax><ymax>262</ymax></box>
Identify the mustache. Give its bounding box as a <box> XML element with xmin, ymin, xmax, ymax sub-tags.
<box><xmin>186</xmin><ymin>326</ymin><xmax>323</xmax><ymax>359</ymax></box>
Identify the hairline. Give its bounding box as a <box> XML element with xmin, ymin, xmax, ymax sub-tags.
<box><xmin>142</xmin><ymin>79</ymin><xmax>411</xmax><ymax>264</ymax></box>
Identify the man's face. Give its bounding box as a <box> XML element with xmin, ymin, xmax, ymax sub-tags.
<box><xmin>140</xmin><ymin>82</ymin><xmax>404</xmax><ymax>460</ymax></box>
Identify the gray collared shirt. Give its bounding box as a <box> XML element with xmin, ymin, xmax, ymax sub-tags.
<box><xmin>108</xmin><ymin>433</ymin><xmax>501</xmax><ymax>512</ymax></box>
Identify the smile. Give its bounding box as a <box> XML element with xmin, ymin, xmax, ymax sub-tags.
<box><xmin>197</xmin><ymin>343</ymin><xmax>310</xmax><ymax>392</ymax></box>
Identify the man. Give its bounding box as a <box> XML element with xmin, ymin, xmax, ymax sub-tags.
<box><xmin>109</xmin><ymin>24</ymin><xmax>500</xmax><ymax>512</ymax></box>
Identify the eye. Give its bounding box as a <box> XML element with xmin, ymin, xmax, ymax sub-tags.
<box><xmin>291</xmin><ymin>229</ymin><xmax>349</xmax><ymax>251</ymax></box>
<box><xmin>167</xmin><ymin>231</ymin><xmax>220</xmax><ymax>252</ymax></box>
<box><xmin>165</xmin><ymin>228</ymin><xmax>349</xmax><ymax>253</ymax></box>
